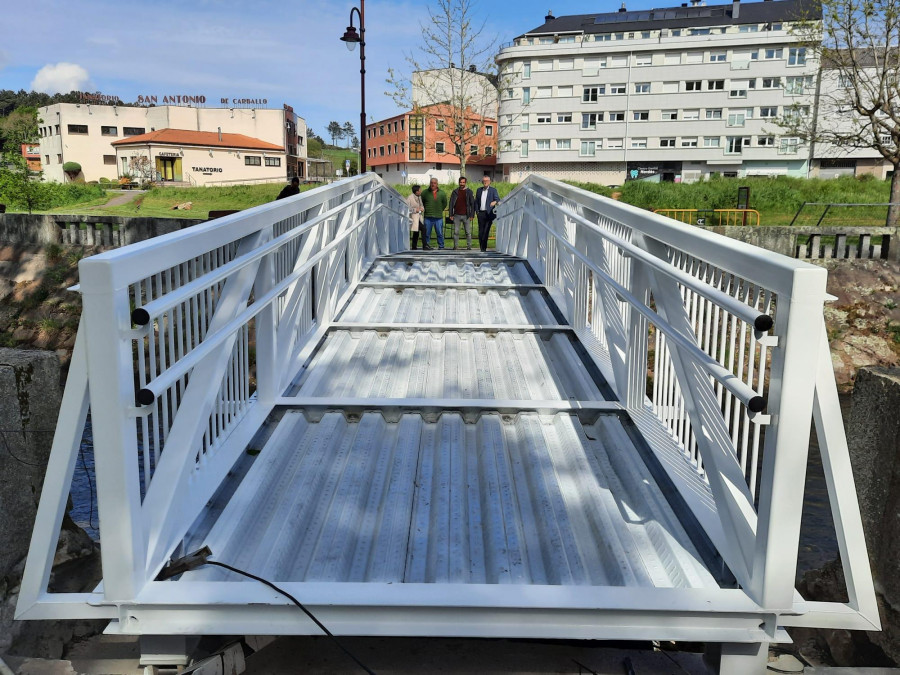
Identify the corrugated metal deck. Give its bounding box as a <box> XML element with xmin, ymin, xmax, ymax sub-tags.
<box><xmin>185</xmin><ymin>253</ymin><xmax>721</xmax><ymax>593</ymax></box>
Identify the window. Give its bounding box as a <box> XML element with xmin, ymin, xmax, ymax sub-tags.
<box><xmin>788</xmin><ymin>47</ymin><xmax>807</xmax><ymax>66</ymax></box>
<box><xmin>633</xmin><ymin>110</ymin><xmax>649</xmax><ymax>121</ymax></box>
<box><xmin>607</xmin><ymin>138</ymin><xmax>624</xmax><ymax>149</ymax></box>
<box><xmin>734</xmin><ymin>50</ymin><xmax>759</xmax><ymax>62</ymax></box>
<box><xmin>558</xmin><ymin>85</ymin><xmax>573</xmax><ymax>97</ymax></box>
<box><xmin>730</xmin><ymin>87</ymin><xmax>748</xmax><ymax>98</ymax></box>
<box><xmin>265</xmin><ymin>157</ymin><xmax>281</xmax><ymax>167</ymax></box>
<box><xmin>582</xmin><ymin>113</ymin><xmax>602</xmax><ymax>129</ymax></box>
<box><xmin>709</xmin><ymin>52</ymin><xmax>727</xmax><ymax>62</ymax></box>
<box><xmin>556</xmin><ymin>139</ymin><xmax>571</xmax><ymax>150</ymax></box>
<box><xmin>609</xmin><ymin>55</ymin><xmax>628</xmax><ymax>67</ymax></box>
<box><xmin>521</xmin><ymin>119</ymin><xmax>530</xmax><ymax>131</ymax></box>
<box><xmin>706</xmin><ymin>108</ymin><xmax>723</xmax><ymax>119</ymax></box>
<box><xmin>523</xmin><ymin>87</ymin><xmax>531</xmax><ymax>104</ymax></box>
<box><xmin>664</xmin><ymin>53</ymin><xmax>681</xmax><ymax>65</ymax></box>
<box><xmin>401</xmin><ymin>141</ymin><xmax>405</xmax><ymax>154</ymax></box>
<box><xmin>245</xmin><ymin>156</ymin><xmax>262</xmax><ymax>165</ymax></box>
<box><xmin>44</xmin><ymin>154</ymin><xmax>49</xmax><ymax>164</ymax></box>
<box><xmin>661</xmin><ymin>110</ymin><xmax>678</xmax><ymax>120</ymax></box>
<box><xmin>436</xmin><ymin>119</ymin><xmax>445</xmax><ymax>131</ymax></box>
<box><xmin>485</xmin><ymin>125</ymin><xmax>493</xmax><ymax>136</ymax></box>
<box><xmin>583</xmin><ymin>87</ymin><xmax>602</xmax><ymax>102</ymax></box>
<box><xmin>557</xmin><ymin>112</ymin><xmax>572</xmax><ymax>123</ymax></box>
<box><xmin>764</xmin><ymin>48</ymin><xmax>783</xmax><ymax>60</ymax></box>
<box><xmin>609</xmin><ymin>111</ymin><xmax>625</xmax><ymax>121</ymax></box>
<box><xmin>727</xmin><ymin>109</ymin><xmax>751</xmax><ymax>126</ymax></box>
<box><xmin>778</xmin><ymin>137</ymin><xmax>800</xmax><ymax>154</ymax></box>
<box><xmin>67</xmin><ymin>124</ymin><xmax>88</xmax><ymax>134</ymax></box>
<box><xmin>485</xmin><ymin>146</ymin><xmax>493</xmax><ymax>155</ymax></box>
<box><xmin>54</xmin><ymin>124</ymin><xmax>60</xmax><ymax>134</ymax></box>
<box><xmin>580</xmin><ymin>141</ymin><xmax>596</xmax><ymax>156</ymax></box>
<box><xmin>691</xmin><ymin>28</ymin><xmax>710</xmax><ymax>35</ymax></box>
<box><xmin>387</xmin><ymin>145</ymin><xmax>392</xmax><ymax>155</ymax></box>
<box><xmin>436</xmin><ymin>142</ymin><xmax>445</xmax><ymax>153</ymax></box>
<box><xmin>559</xmin><ymin>36</ymin><xmax>576</xmax><ymax>43</ymax></box>
<box><xmin>536</xmin><ymin>86</ymin><xmax>552</xmax><ymax>98</ymax></box>
<box><xmin>379</xmin><ymin>125</ymin><xmax>385</xmax><ymax>135</ymax></box>
<box><xmin>762</xmin><ymin>77</ymin><xmax>782</xmax><ymax>89</ymax></box>
<box><xmin>123</xmin><ymin>127</ymin><xmax>145</xmax><ymax>136</ymax></box>
<box><xmin>785</xmin><ymin>76</ymin><xmax>813</xmax><ymax>95</ymax></box>
<box><xmin>523</xmin><ymin>62</ymin><xmax>531</xmax><ymax>78</ymax></box>
<box><xmin>379</xmin><ymin>146</ymin><xmax>385</xmax><ymax>156</ymax></box>
<box><xmin>703</xmin><ymin>136</ymin><xmax>721</xmax><ymax>147</ymax></box>
<box><xmin>470</xmin><ymin>144</ymin><xmax>479</xmax><ymax>155</ymax></box>
<box><xmin>686</xmin><ymin>52</ymin><xmax>703</xmax><ymax>64</ymax></box>
<box><xmin>784</xmin><ymin>105</ymin><xmax>811</xmax><ymax>123</ymax></box>
<box><xmin>401</xmin><ymin>119</ymin><xmax>405</xmax><ymax>131</ymax></box>
<box><xmin>101</xmin><ymin>126</ymin><xmax>117</xmax><ymax>136</ymax></box>
<box><xmin>670</xmin><ymin>29</ymin><xmax>682</xmax><ymax>36</ymax></box>
<box><xmin>708</xmin><ymin>80</ymin><xmax>724</xmax><ymax>91</ymax></box>
<box><xmin>760</xmin><ymin>106</ymin><xmax>778</xmax><ymax>118</ymax></box>
<box><xmin>520</xmin><ymin>140</ymin><xmax>529</xmax><ymax>157</ymax></box>
<box><xmin>757</xmin><ymin>135</ymin><xmax>775</xmax><ymax>146</ymax></box>
<box><xmin>470</xmin><ymin>123</ymin><xmax>479</xmax><ymax>134</ymax></box>
<box><xmin>726</xmin><ymin>136</ymin><xmax>751</xmax><ymax>153</ymax></box>
<box><xmin>103</xmin><ymin>154</ymin><xmax>116</xmax><ymax>165</ymax></box>
<box><xmin>683</xmin><ymin>109</ymin><xmax>700</xmax><ymax>120</ymax></box>
<box><xmin>610</xmin><ymin>84</ymin><xmax>627</xmax><ymax>94</ymax></box>
<box><xmin>559</xmin><ymin>58</ymin><xmax>574</xmax><ymax>70</ymax></box>
<box><xmin>634</xmin><ymin>82</ymin><xmax>650</xmax><ymax>94</ymax></box>
<box><xmin>685</xmin><ymin>80</ymin><xmax>702</xmax><ymax>91</ymax></box>
<box><xmin>631</xmin><ymin>138</ymin><xmax>648</xmax><ymax>149</ymax></box>
<box><xmin>635</xmin><ymin>54</ymin><xmax>652</xmax><ymax>66</ymax></box>
<box><xmin>662</xmin><ymin>81</ymin><xmax>679</xmax><ymax>94</ymax></box>
<box><xmin>681</xmin><ymin>137</ymin><xmax>698</xmax><ymax>147</ymax></box>
<box><xmin>536</xmin><ymin>139</ymin><xmax>550</xmax><ymax>150</ymax></box>
<box><xmin>57</xmin><ymin>153</ymin><xmax>62</xmax><ymax>163</ymax></box>
<box><xmin>536</xmin><ymin>59</ymin><xmax>553</xmax><ymax>71</ymax></box>
<box><xmin>536</xmin><ymin>114</ymin><xmax>552</xmax><ymax>124</ymax></box>
<box><xmin>505</xmin><ymin>89</ymin><xmax>514</xmax><ymax>99</ymax></box>
<box><xmin>409</xmin><ymin>115</ymin><xmax>424</xmax><ymax>161</ymax></box>
<box><xmin>739</xmin><ymin>24</ymin><xmax>760</xmax><ymax>32</ymax></box>
<box><xmin>500</xmin><ymin>140</ymin><xmax>513</xmax><ymax>152</ymax></box>
<box><xmin>660</xmin><ymin>137</ymin><xmax>676</xmax><ymax>148</ymax></box>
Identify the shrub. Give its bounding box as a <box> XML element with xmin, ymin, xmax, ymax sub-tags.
<box><xmin>62</xmin><ymin>161</ymin><xmax>82</xmax><ymax>173</ymax></box>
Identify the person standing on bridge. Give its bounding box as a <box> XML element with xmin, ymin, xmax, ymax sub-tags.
<box><xmin>406</xmin><ymin>184</ymin><xmax>425</xmax><ymax>250</ymax></box>
<box><xmin>420</xmin><ymin>177</ymin><xmax>447</xmax><ymax>250</ymax></box>
<box><xmin>475</xmin><ymin>175</ymin><xmax>500</xmax><ymax>252</ymax></box>
<box><xmin>449</xmin><ymin>176</ymin><xmax>476</xmax><ymax>250</ymax></box>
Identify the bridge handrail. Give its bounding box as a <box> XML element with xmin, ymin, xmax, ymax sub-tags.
<box><xmin>495</xmin><ymin>175</ymin><xmax>830</xmax><ymax>609</ymax></box>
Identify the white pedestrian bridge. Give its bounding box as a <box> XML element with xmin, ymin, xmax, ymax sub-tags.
<box><xmin>17</xmin><ymin>174</ymin><xmax>879</xmax><ymax>673</ymax></box>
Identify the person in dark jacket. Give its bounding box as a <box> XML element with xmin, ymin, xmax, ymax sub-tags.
<box><xmin>448</xmin><ymin>176</ymin><xmax>476</xmax><ymax>250</ymax></box>
<box><xmin>276</xmin><ymin>177</ymin><xmax>300</xmax><ymax>200</ymax></box>
<box><xmin>475</xmin><ymin>175</ymin><xmax>501</xmax><ymax>252</ymax></box>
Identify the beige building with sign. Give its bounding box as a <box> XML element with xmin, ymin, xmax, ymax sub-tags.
<box><xmin>112</xmin><ymin>129</ymin><xmax>286</xmax><ymax>187</ymax></box>
<box><xmin>37</xmin><ymin>102</ymin><xmax>306</xmax><ymax>184</ymax></box>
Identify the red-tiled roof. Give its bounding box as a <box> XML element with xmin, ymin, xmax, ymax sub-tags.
<box><xmin>111</xmin><ymin>128</ymin><xmax>284</xmax><ymax>151</ymax></box>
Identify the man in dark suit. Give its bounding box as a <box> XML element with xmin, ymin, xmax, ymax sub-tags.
<box><xmin>475</xmin><ymin>175</ymin><xmax>500</xmax><ymax>252</ymax></box>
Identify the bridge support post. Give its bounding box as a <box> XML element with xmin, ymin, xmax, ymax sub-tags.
<box><xmin>704</xmin><ymin>642</ymin><xmax>767</xmax><ymax>674</ymax></box>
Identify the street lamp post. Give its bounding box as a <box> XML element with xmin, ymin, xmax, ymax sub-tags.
<box><xmin>340</xmin><ymin>2</ymin><xmax>366</xmax><ymax>175</ymax></box>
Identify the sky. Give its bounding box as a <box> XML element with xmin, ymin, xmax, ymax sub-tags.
<box><xmin>0</xmin><ymin>0</ymin><xmax>662</xmax><ymax>137</ymax></box>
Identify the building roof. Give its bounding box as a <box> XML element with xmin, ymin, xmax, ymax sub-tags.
<box><xmin>111</xmin><ymin>128</ymin><xmax>284</xmax><ymax>151</ymax></box>
<box><xmin>522</xmin><ymin>0</ymin><xmax>819</xmax><ymax>36</ymax></box>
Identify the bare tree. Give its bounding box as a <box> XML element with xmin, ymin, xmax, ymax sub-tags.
<box><xmin>781</xmin><ymin>0</ymin><xmax>900</xmax><ymax>225</ymax></box>
<box><xmin>386</xmin><ymin>0</ymin><xmax>502</xmax><ymax>176</ymax></box>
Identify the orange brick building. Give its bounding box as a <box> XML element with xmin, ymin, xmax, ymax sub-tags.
<box><xmin>365</xmin><ymin>104</ymin><xmax>498</xmax><ymax>184</ymax></box>
<box><xmin>20</xmin><ymin>144</ymin><xmax>41</xmax><ymax>172</ymax></box>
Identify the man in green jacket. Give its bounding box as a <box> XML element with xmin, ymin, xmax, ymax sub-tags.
<box><xmin>420</xmin><ymin>177</ymin><xmax>448</xmax><ymax>249</ymax></box>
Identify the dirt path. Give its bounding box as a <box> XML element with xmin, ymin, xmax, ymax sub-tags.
<box><xmin>91</xmin><ymin>190</ymin><xmax>144</xmax><ymax>209</ymax></box>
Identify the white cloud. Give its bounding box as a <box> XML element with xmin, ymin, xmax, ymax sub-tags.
<box><xmin>31</xmin><ymin>62</ymin><xmax>92</xmax><ymax>94</ymax></box>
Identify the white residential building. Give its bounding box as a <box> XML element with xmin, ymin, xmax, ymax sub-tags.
<box><xmin>496</xmin><ymin>0</ymin><xmax>844</xmax><ymax>184</ymax></box>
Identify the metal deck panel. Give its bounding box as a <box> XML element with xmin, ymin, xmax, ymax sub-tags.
<box><xmin>193</xmin><ymin>411</ymin><xmax>718</xmax><ymax>589</ymax></box>
<box><xmin>294</xmin><ymin>330</ymin><xmax>606</xmax><ymax>401</ymax></box>
<box><xmin>364</xmin><ymin>260</ymin><xmax>534</xmax><ymax>284</ymax></box>
<box><xmin>339</xmin><ymin>288</ymin><xmax>559</xmax><ymax>325</ymax></box>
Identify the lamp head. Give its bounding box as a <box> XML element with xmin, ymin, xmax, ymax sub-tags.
<box><xmin>341</xmin><ymin>26</ymin><xmax>360</xmax><ymax>50</ymax></box>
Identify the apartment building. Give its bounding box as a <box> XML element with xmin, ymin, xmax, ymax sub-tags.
<box><xmin>496</xmin><ymin>0</ymin><xmax>827</xmax><ymax>184</ymax></box>
<box><xmin>365</xmin><ymin>104</ymin><xmax>498</xmax><ymax>184</ymax></box>
<box><xmin>37</xmin><ymin>102</ymin><xmax>307</xmax><ymax>184</ymax></box>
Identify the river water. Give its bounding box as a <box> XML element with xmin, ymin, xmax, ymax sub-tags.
<box><xmin>68</xmin><ymin>416</ymin><xmax>841</xmax><ymax>582</ymax></box>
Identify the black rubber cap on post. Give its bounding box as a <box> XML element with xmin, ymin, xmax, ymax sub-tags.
<box><xmin>754</xmin><ymin>314</ymin><xmax>774</xmax><ymax>332</ymax></box>
<box><xmin>136</xmin><ymin>388</ymin><xmax>155</xmax><ymax>406</ymax></box>
<box><xmin>131</xmin><ymin>307</ymin><xmax>151</xmax><ymax>326</ymax></box>
<box><xmin>748</xmin><ymin>396</ymin><xmax>766</xmax><ymax>413</ymax></box>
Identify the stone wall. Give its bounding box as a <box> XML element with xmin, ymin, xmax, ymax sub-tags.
<box><xmin>701</xmin><ymin>225</ymin><xmax>899</xmax><ymax>262</ymax></box>
<box><xmin>849</xmin><ymin>366</ymin><xmax>900</xmax><ymax>662</ymax></box>
<box><xmin>0</xmin><ymin>214</ymin><xmax>203</xmax><ymax>249</ymax></box>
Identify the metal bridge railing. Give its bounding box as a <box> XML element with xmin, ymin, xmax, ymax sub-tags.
<box><xmin>653</xmin><ymin>208</ymin><xmax>761</xmax><ymax>227</ymax></box>
<box><xmin>17</xmin><ymin>174</ymin><xmax>408</xmax><ymax>610</ymax></box>
<box><xmin>496</xmin><ymin>175</ymin><xmax>878</xmax><ymax>626</ymax></box>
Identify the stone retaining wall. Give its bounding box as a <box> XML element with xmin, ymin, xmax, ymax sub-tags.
<box><xmin>0</xmin><ymin>214</ymin><xmax>204</xmax><ymax>248</ymax></box>
<box><xmin>701</xmin><ymin>225</ymin><xmax>898</xmax><ymax>262</ymax></box>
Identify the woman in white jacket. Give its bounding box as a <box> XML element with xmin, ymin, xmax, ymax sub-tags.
<box><xmin>406</xmin><ymin>185</ymin><xmax>426</xmax><ymax>250</ymax></box>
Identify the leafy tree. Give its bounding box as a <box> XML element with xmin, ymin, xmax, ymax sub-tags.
<box><xmin>351</xmin><ymin>135</ymin><xmax>359</xmax><ymax>150</ymax></box>
<box><xmin>128</xmin><ymin>156</ymin><xmax>153</xmax><ymax>185</ymax></box>
<box><xmin>0</xmin><ymin>107</ymin><xmax>45</xmax><ymax>213</ymax></box>
<box><xmin>782</xmin><ymin>0</ymin><xmax>900</xmax><ymax>225</ymax></box>
<box><xmin>342</xmin><ymin>121</ymin><xmax>355</xmax><ymax>148</ymax></box>
<box><xmin>307</xmin><ymin>136</ymin><xmax>323</xmax><ymax>158</ymax></box>
<box><xmin>327</xmin><ymin>121</ymin><xmax>343</xmax><ymax>148</ymax></box>
<box><xmin>386</xmin><ymin>0</ymin><xmax>499</xmax><ymax>176</ymax></box>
